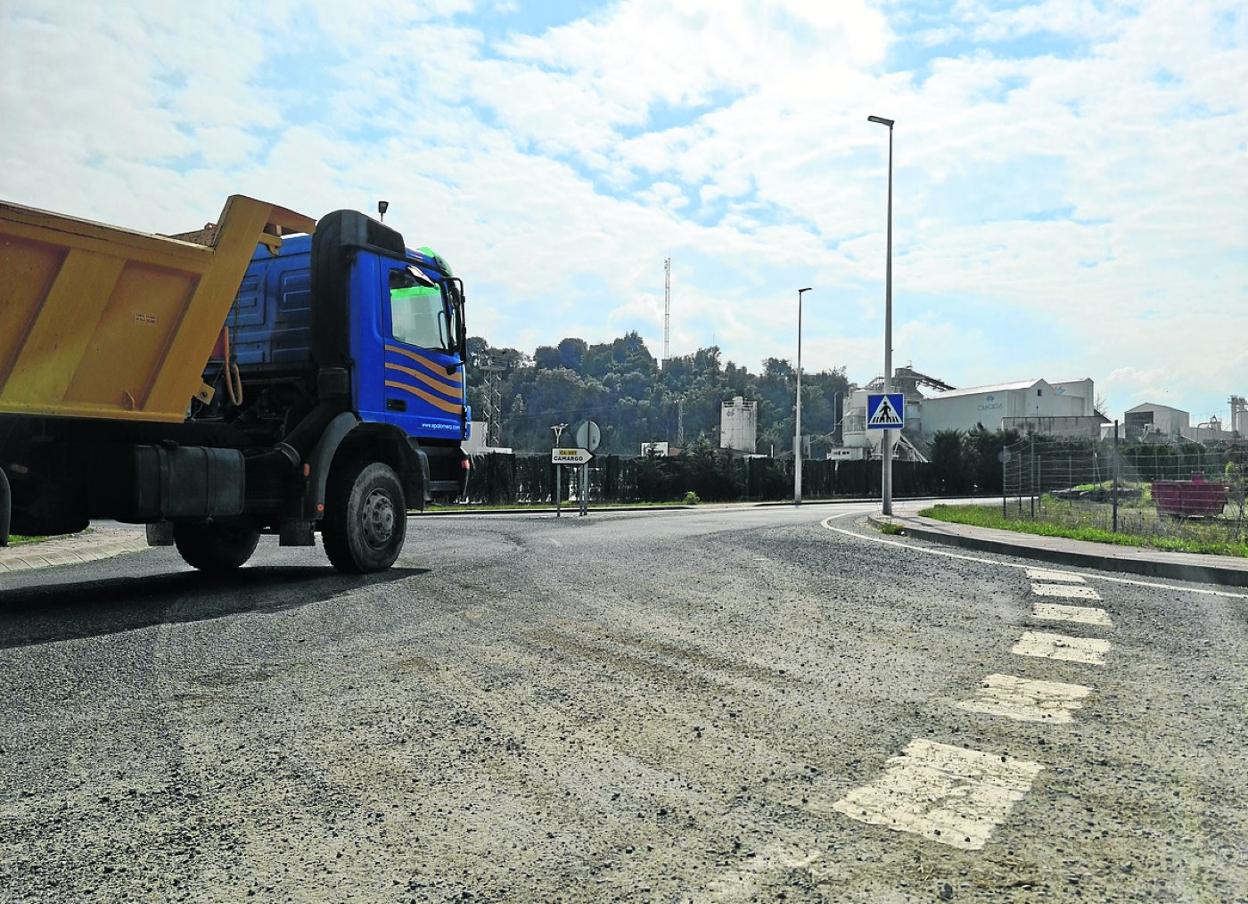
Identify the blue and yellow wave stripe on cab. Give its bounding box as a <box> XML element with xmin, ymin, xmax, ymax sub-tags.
<box><xmin>383</xmin><ymin>345</ymin><xmax>464</xmax><ymax>415</ymax></box>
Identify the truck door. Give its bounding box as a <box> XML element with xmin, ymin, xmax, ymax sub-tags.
<box><xmin>379</xmin><ymin>264</ymin><xmax>466</xmax><ymax>440</ymax></box>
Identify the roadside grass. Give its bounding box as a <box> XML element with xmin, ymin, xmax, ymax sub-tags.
<box><xmin>878</xmin><ymin>521</ymin><xmax>905</xmax><ymax>536</ymax></box>
<box><xmin>1071</xmin><ymin>480</ymin><xmax>1153</xmax><ymax>504</ymax></box>
<box><xmin>921</xmin><ymin>503</ymin><xmax>1248</xmax><ymax>559</ymax></box>
<box><xmin>4</xmin><ymin>533</ymin><xmax>69</xmax><ymax>547</ymax></box>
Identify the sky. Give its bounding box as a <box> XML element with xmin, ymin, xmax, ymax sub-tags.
<box><xmin>1</xmin><ymin>0</ymin><xmax>1245</xmax><ymax>423</ymax></box>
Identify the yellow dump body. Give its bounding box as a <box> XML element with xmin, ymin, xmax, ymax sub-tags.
<box><xmin>0</xmin><ymin>196</ymin><xmax>316</xmax><ymax>423</ymax></box>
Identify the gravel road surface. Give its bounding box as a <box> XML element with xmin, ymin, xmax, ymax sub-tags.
<box><xmin>1</xmin><ymin>503</ymin><xmax>1245</xmax><ymax>902</ymax></box>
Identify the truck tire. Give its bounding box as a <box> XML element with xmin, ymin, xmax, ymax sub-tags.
<box><xmin>322</xmin><ymin>460</ymin><xmax>407</xmax><ymax>574</ymax></box>
<box><xmin>173</xmin><ymin>521</ymin><xmax>260</xmax><ymax>572</ymax></box>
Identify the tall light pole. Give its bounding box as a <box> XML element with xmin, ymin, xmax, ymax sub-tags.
<box><xmin>795</xmin><ymin>287</ymin><xmax>812</xmax><ymax>506</ymax></box>
<box><xmin>868</xmin><ymin>114</ymin><xmax>895</xmax><ymax>515</ymax></box>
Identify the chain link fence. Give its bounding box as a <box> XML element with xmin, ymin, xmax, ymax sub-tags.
<box><xmin>1002</xmin><ymin>435</ymin><xmax>1248</xmax><ymax>547</ymax></box>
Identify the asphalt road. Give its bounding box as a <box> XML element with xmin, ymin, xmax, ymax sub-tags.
<box><xmin>1</xmin><ymin>503</ymin><xmax>1245</xmax><ymax>903</ymax></box>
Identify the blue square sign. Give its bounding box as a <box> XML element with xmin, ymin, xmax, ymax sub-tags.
<box><xmin>866</xmin><ymin>393</ymin><xmax>905</xmax><ymax>430</ymax></box>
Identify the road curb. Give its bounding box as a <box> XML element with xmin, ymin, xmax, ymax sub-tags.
<box><xmin>753</xmin><ymin>494</ymin><xmax>999</xmax><ymax>508</ymax></box>
<box><xmin>868</xmin><ymin>514</ymin><xmax>1248</xmax><ymax>588</ymax></box>
<box><xmin>0</xmin><ymin>529</ymin><xmax>149</xmax><ymax>575</ymax></box>
<box><xmin>419</xmin><ymin>496</ymin><xmax>998</xmax><ymax>516</ymax></box>
<box><xmin>415</xmin><ymin>504</ymin><xmax>695</xmax><ymax>516</ymax></box>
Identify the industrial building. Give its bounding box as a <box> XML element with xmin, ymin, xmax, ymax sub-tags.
<box><xmin>836</xmin><ymin>372</ymin><xmax>1102</xmax><ymax>459</ymax></box>
<box><xmin>834</xmin><ymin>365</ymin><xmax>1248</xmax><ymax>460</ymax></box>
<box><xmin>1123</xmin><ymin>403</ymin><xmax>1189</xmax><ymax>440</ymax></box>
<box><xmin>720</xmin><ymin>396</ymin><xmax>758</xmax><ymax>454</ymax></box>
<box><xmin>923</xmin><ymin>378</ymin><xmax>1101</xmax><ymax>437</ymax></box>
<box><xmin>1123</xmin><ymin>400</ymin><xmax>1247</xmax><ymax>443</ymax></box>
<box><xmin>839</xmin><ymin>388</ymin><xmax>924</xmax><ymax>461</ymax></box>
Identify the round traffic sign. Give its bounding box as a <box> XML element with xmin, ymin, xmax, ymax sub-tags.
<box><xmin>574</xmin><ymin>420</ymin><xmax>601</xmax><ymax>452</ymax></box>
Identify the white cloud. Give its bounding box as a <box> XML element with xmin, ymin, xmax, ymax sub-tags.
<box><xmin>0</xmin><ymin>0</ymin><xmax>1243</xmax><ymax>418</ymax></box>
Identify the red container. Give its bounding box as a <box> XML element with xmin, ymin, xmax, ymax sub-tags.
<box><xmin>1151</xmin><ymin>475</ymin><xmax>1229</xmax><ymax>518</ymax></box>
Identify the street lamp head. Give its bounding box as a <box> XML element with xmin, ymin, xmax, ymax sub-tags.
<box><xmin>798</xmin><ymin>286</ymin><xmax>812</xmax><ymax>294</ymax></box>
<box><xmin>867</xmin><ymin>115</ymin><xmax>895</xmax><ymax>127</ymax></box>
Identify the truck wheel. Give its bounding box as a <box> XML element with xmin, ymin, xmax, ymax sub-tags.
<box><xmin>322</xmin><ymin>460</ymin><xmax>407</xmax><ymax>574</ymax></box>
<box><xmin>173</xmin><ymin>521</ymin><xmax>260</xmax><ymax>572</ymax></box>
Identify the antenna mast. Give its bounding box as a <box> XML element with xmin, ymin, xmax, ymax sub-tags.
<box><xmin>663</xmin><ymin>257</ymin><xmax>671</xmax><ymax>364</ymax></box>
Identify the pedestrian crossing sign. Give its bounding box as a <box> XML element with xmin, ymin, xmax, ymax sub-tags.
<box><xmin>866</xmin><ymin>393</ymin><xmax>905</xmax><ymax>430</ymax></box>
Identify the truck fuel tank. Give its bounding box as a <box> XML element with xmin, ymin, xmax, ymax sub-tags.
<box><xmin>89</xmin><ymin>444</ymin><xmax>245</xmax><ymax>523</ymax></box>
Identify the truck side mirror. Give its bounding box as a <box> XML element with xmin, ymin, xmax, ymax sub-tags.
<box><xmin>447</xmin><ymin>277</ymin><xmax>467</xmax><ymax>358</ymax></box>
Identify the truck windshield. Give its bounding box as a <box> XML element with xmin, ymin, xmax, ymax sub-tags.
<box><xmin>389</xmin><ymin>268</ymin><xmax>449</xmax><ymax>350</ymax></box>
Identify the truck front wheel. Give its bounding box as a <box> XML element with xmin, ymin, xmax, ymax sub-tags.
<box><xmin>322</xmin><ymin>460</ymin><xmax>407</xmax><ymax>574</ymax></box>
<box><xmin>173</xmin><ymin>521</ymin><xmax>260</xmax><ymax>572</ymax></box>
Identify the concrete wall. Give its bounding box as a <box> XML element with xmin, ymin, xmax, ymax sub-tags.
<box><xmin>1003</xmin><ymin>416</ymin><xmax>1106</xmax><ymax>438</ymax></box>
<box><xmin>1181</xmin><ymin>423</ymin><xmax>1228</xmax><ymax>443</ymax></box>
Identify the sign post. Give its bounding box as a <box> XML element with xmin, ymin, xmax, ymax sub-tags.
<box><xmin>572</xmin><ymin>420</ymin><xmax>601</xmax><ymax>517</ymax></box>
<box><xmin>552</xmin><ymin>446</ymin><xmax>594</xmax><ymax>518</ymax></box>
<box><xmin>550</xmin><ymin>423</ymin><xmax>568</xmax><ymax>517</ymax></box>
<box><xmin>866</xmin><ymin>394</ymin><xmax>905</xmax><ymax>504</ymax></box>
<box><xmin>868</xmin><ymin>113</ymin><xmax>896</xmax><ymax>514</ymax></box>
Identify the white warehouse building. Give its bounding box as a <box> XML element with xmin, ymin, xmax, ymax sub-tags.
<box><xmin>1123</xmin><ymin>402</ymin><xmax>1189</xmax><ymax>439</ymax></box>
<box><xmin>921</xmin><ymin>378</ymin><xmax>1099</xmax><ymax>436</ymax></box>
<box><xmin>837</xmin><ymin>374</ymin><xmax>1103</xmax><ymax>461</ymax></box>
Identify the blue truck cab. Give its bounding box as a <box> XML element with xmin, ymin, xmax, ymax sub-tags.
<box><xmin>183</xmin><ymin>209</ymin><xmax>471</xmax><ymax>572</ymax></box>
<box><xmin>228</xmin><ymin>232</ymin><xmax>470</xmax><ymax>445</ymax></box>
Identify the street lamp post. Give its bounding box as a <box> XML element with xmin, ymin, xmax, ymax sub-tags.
<box><xmin>868</xmin><ymin>114</ymin><xmax>895</xmax><ymax>516</ymax></box>
<box><xmin>551</xmin><ymin>423</ymin><xmax>568</xmax><ymax>517</ymax></box>
<box><xmin>795</xmin><ymin>287</ymin><xmax>812</xmax><ymax>506</ymax></box>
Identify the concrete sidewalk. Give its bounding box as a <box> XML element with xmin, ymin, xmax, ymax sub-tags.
<box><xmin>872</xmin><ymin>513</ymin><xmax>1248</xmax><ymax>588</ymax></box>
<box><xmin>0</xmin><ymin>527</ymin><xmax>148</xmax><ymax>574</ymax></box>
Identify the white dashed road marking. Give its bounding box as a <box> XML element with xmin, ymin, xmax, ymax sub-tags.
<box><xmin>957</xmin><ymin>674</ymin><xmax>1091</xmax><ymax>724</ymax></box>
<box><xmin>1025</xmin><ymin>568</ymin><xmax>1086</xmax><ymax>583</ymax></box>
<box><xmin>830</xmin><ymin>739</ymin><xmax>1043</xmax><ymax>850</ymax></box>
<box><xmin>817</xmin><ymin>515</ymin><xmax>1146</xmax><ymax>856</ymax></box>
<box><xmin>1012</xmin><ymin>631</ymin><xmax>1111</xmax><ymax>665</ymax></box>
<box><xmin>1030</xmin><ymin>582</ymin><xmax>1102</xmax><ymax>600</ymax></box>
<box><xmin>1031</xmin><ymin>602</ymin><xmax>1113</xmax><ymax>627</ymax></box>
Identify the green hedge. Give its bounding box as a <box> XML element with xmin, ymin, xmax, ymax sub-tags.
<box><xmin>464</xmin><ymin>447</ymin><xmax>938</xmax><ymax>504</ymax></box>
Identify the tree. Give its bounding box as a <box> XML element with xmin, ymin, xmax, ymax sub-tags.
<box><xmin>465</xmin><ymin>331</ymin><xmax>852</xmax><ymax>455</ymax></box>
<box><xmin>930</xmin><ymin>430</ymin><xmax>969</xmax><ymax>494</ymax></box>
<box><xmin>557</xmin><ymin>337</ymin><xmax>588</xmax><ymax>371</ymax></box>
<box><xmin>965</xmin><ymin>426</ymin><xmax>1018</xmax><ymax>494</ymax></box>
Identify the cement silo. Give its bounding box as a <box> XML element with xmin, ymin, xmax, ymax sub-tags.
<box><xmin>720</xmin><ymin>396</ymin><xmax>758</xmax><ymax>453</ymax></box>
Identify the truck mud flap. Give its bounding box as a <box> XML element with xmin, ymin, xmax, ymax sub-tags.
<box><xmin>0</xmin><ymin>466</ymin><xmax>10</xmax><ymax>547</ymax></box>
<box><xmin>299</xmin><ymin>412</ymin><xmax>360</xmax><ymax>521</ymax></box>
